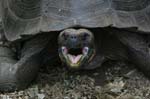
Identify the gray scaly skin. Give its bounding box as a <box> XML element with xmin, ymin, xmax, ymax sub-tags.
<box><xmin>112</xmin><ymin>28</ymin><xmax>150</xmax><ymax>77</ymax></box>
<box><xmin>0</xmin><ymin>24</ymin><xmax>54</xmax><ymax>92</ymax></box>
<box><xmin>58</xmin><ymin>28</ymin><xmax>127</xmax><ymax>69</ymax></box>
<box><xmin>0</xmin><ymin>25</ymin><xmax>18</xmax><ymax>92</ymax></box>
<box><xmin>0</xmin><ymin>32</ymin><xmax>41</xmax><ymax>92</ymax></box>
<box><xmin>0</xmin><ymin>27</ymin><xmax>149</xmax><ymax>92</ymax></box>
<box><xmin>58</xmin><ymin>28</ymin><xmax>150</xmax><ymax>76</ymax></box>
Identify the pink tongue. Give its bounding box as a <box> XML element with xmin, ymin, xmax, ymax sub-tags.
<box><xmin>68</xmin><ymin>54</ymin><xmax>82</xmax><ymax>64</ymax></box>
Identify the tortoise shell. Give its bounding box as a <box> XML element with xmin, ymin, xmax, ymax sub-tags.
<box><xmin>0</xmin><ymin>0</ymin><xmax>150</xmax><ymax>41</ymax></box>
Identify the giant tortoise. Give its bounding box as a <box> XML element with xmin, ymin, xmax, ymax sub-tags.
<box><xmin>0</xmin><ymin>0</ymin><xmax>149</xmax><ymax>92</ymax></box>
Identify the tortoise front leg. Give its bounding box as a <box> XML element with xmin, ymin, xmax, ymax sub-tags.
<box><xmin>0</xmin><ymin>33</ymin><xmax>50</xmax><ymax>92</ymax></box>
<box><xmin>0</xmin><ymin>46</ymin><xmax>18</xmax><ymax>92</ymax></box>
<box><xmin>0</xmin><ymin>48</ymin><xmax>41</xmax><ymax>92</ymax></box>
<box><xmin>113</xmin><ymin>29</ymin><xmax>150</xmax><ymax>77</ymax></box>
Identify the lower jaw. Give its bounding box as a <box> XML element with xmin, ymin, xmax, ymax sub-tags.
<box><xmin>67</xmin><ymin>63</ymin><xmax>80</xmax><ymax>68</ymax></box>
<box><xmin>66</xmin><ymin>55</ymin><xmax>83</xmax><ymax>68</ymax></box>
<box><xmin>69</xmin><ymin>63</ymin><xmax>81</xmax><ymax>68</ymax></box>
<box><xmin>66</xmin><ymin>61</ymin><xmax>83</xmax><ymax>69</ymax></box>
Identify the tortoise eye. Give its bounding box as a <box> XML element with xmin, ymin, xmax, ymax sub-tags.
<box><xmin>61</xmin><ymin>46</ymin><xmax>68</xmax><ymax>54</ymax></box>
<box><xmin>82</xmin><ymin>47</ymin><xmax>89</xmax><ymax>55</ymax></box>
<box><xmin>62</xmin><ymin>32</ymin><xmax>69</xmax><ymax>40</ymax></box>
<box><xmin>82</xmin><ymin>33</ymin><xmax>89</xmax><ymax>41</ymax></box>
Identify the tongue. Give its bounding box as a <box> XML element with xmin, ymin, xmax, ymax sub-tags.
<box><xmin>68</xmin><ymin>54</ymin><xmax>82</xmax><ymax>64</ymax></box>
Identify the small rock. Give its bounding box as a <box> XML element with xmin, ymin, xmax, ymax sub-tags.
<box><xmin>18</xmin><ymin>91</ymin><xmax>24</xmax><ymax>96</ymax></box>
<box><xmin>37</xmin><ymin>94</ymin><xmax>45</xmax><ymax>99</ymax></box>
<box><xmin>27</xmin><ymin>86</ymin><xmax>39</xmax><ymax>98</ymax></box>
<box><xmin>93</xmin><ymin>73</ymin><xmax>99</xmax><ymax>76</ymax></box>
<box><xmin>40</xmin><ymin>89</ymin><xmax>45</xmax><ymax>93</ymax></box>
<box><xmin>18</xmin><ymin>97</ymin><xmax>22</xmax><ymax>99</ymax></box>
<box><xmin>124</xmin><ymin>69</ymin><xmax>136</xmax><ymax>79</ymax></box>
<box><xmin>105</xmin><ymin>80</ymin><xmax>125</xmax><ymax>96</ymax></box>
<box><xmin>24</xmin><ymin>96</ymin><xmax>29</xmax><ymax>99</ymax></box>
<box><xmin>1</xmin><ymin>95</ymin><xmax>10</xmax><ymax>99</ymax></box>
<box><xmin>64</xmin><ymin>96</ymin><xmax>70</xmax><ymax>99</ymax></box>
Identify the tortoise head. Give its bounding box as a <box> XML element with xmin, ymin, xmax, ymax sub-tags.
<box><xmin>58</xmin><ymin>28</ymin><xmax>96</xmax><ymax>69</ymax></box>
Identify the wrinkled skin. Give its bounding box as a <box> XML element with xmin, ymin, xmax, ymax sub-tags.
<box><xmin>58</xmin><ymin>29</ymin><xmax>96</xmax><ymax>69</ymax></box>
<box><xmin>0</xmin><ymin>32</ymin><xmax>58</xmax><ymax>92</ymax></box>
<box><xmin>0</xmin><ymin>27</ymin><xmax>149</xmax><ymax>92</ymax></box>
<box><xmin>58</xmin><ymin>28</ymin><xmax>150</xmax><ymax>76</ymax></box>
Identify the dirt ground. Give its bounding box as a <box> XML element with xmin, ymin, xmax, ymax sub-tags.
<box><xmin>0</xmin><ymin>61</ymin><xmax>150</xmax><ymax>99</ymax></box>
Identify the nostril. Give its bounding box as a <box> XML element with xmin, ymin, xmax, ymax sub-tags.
<box><xmin>71</xmin><ymin>36</ymin><xmax>76</xmax><ymax>38</ymax></box>
<box><xmin>71</xmin><ymin>36</ymin><xmax>77</xmax><ymax>41</ymax></box>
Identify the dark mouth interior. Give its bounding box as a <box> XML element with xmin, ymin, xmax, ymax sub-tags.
<box><xmin>68</xmin><ymin>48</ymin><xmax>82</xmax><ymax>56</ymax></box>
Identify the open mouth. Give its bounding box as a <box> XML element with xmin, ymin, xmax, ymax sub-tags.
<box><xmin>67</xmin><ymin>48</ymin><xmax>83</xmax><ymax>64</ymax></box>
<box><xmin>60</xmin><ymin>46</ymin><xmax>89</xmax><ymax>67</ymax></box>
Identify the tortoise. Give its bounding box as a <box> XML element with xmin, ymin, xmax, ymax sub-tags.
<box><xmin>0</xmin><ymin>0</ymin><xmax>150</xmax><ymax>92</ymax></box>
